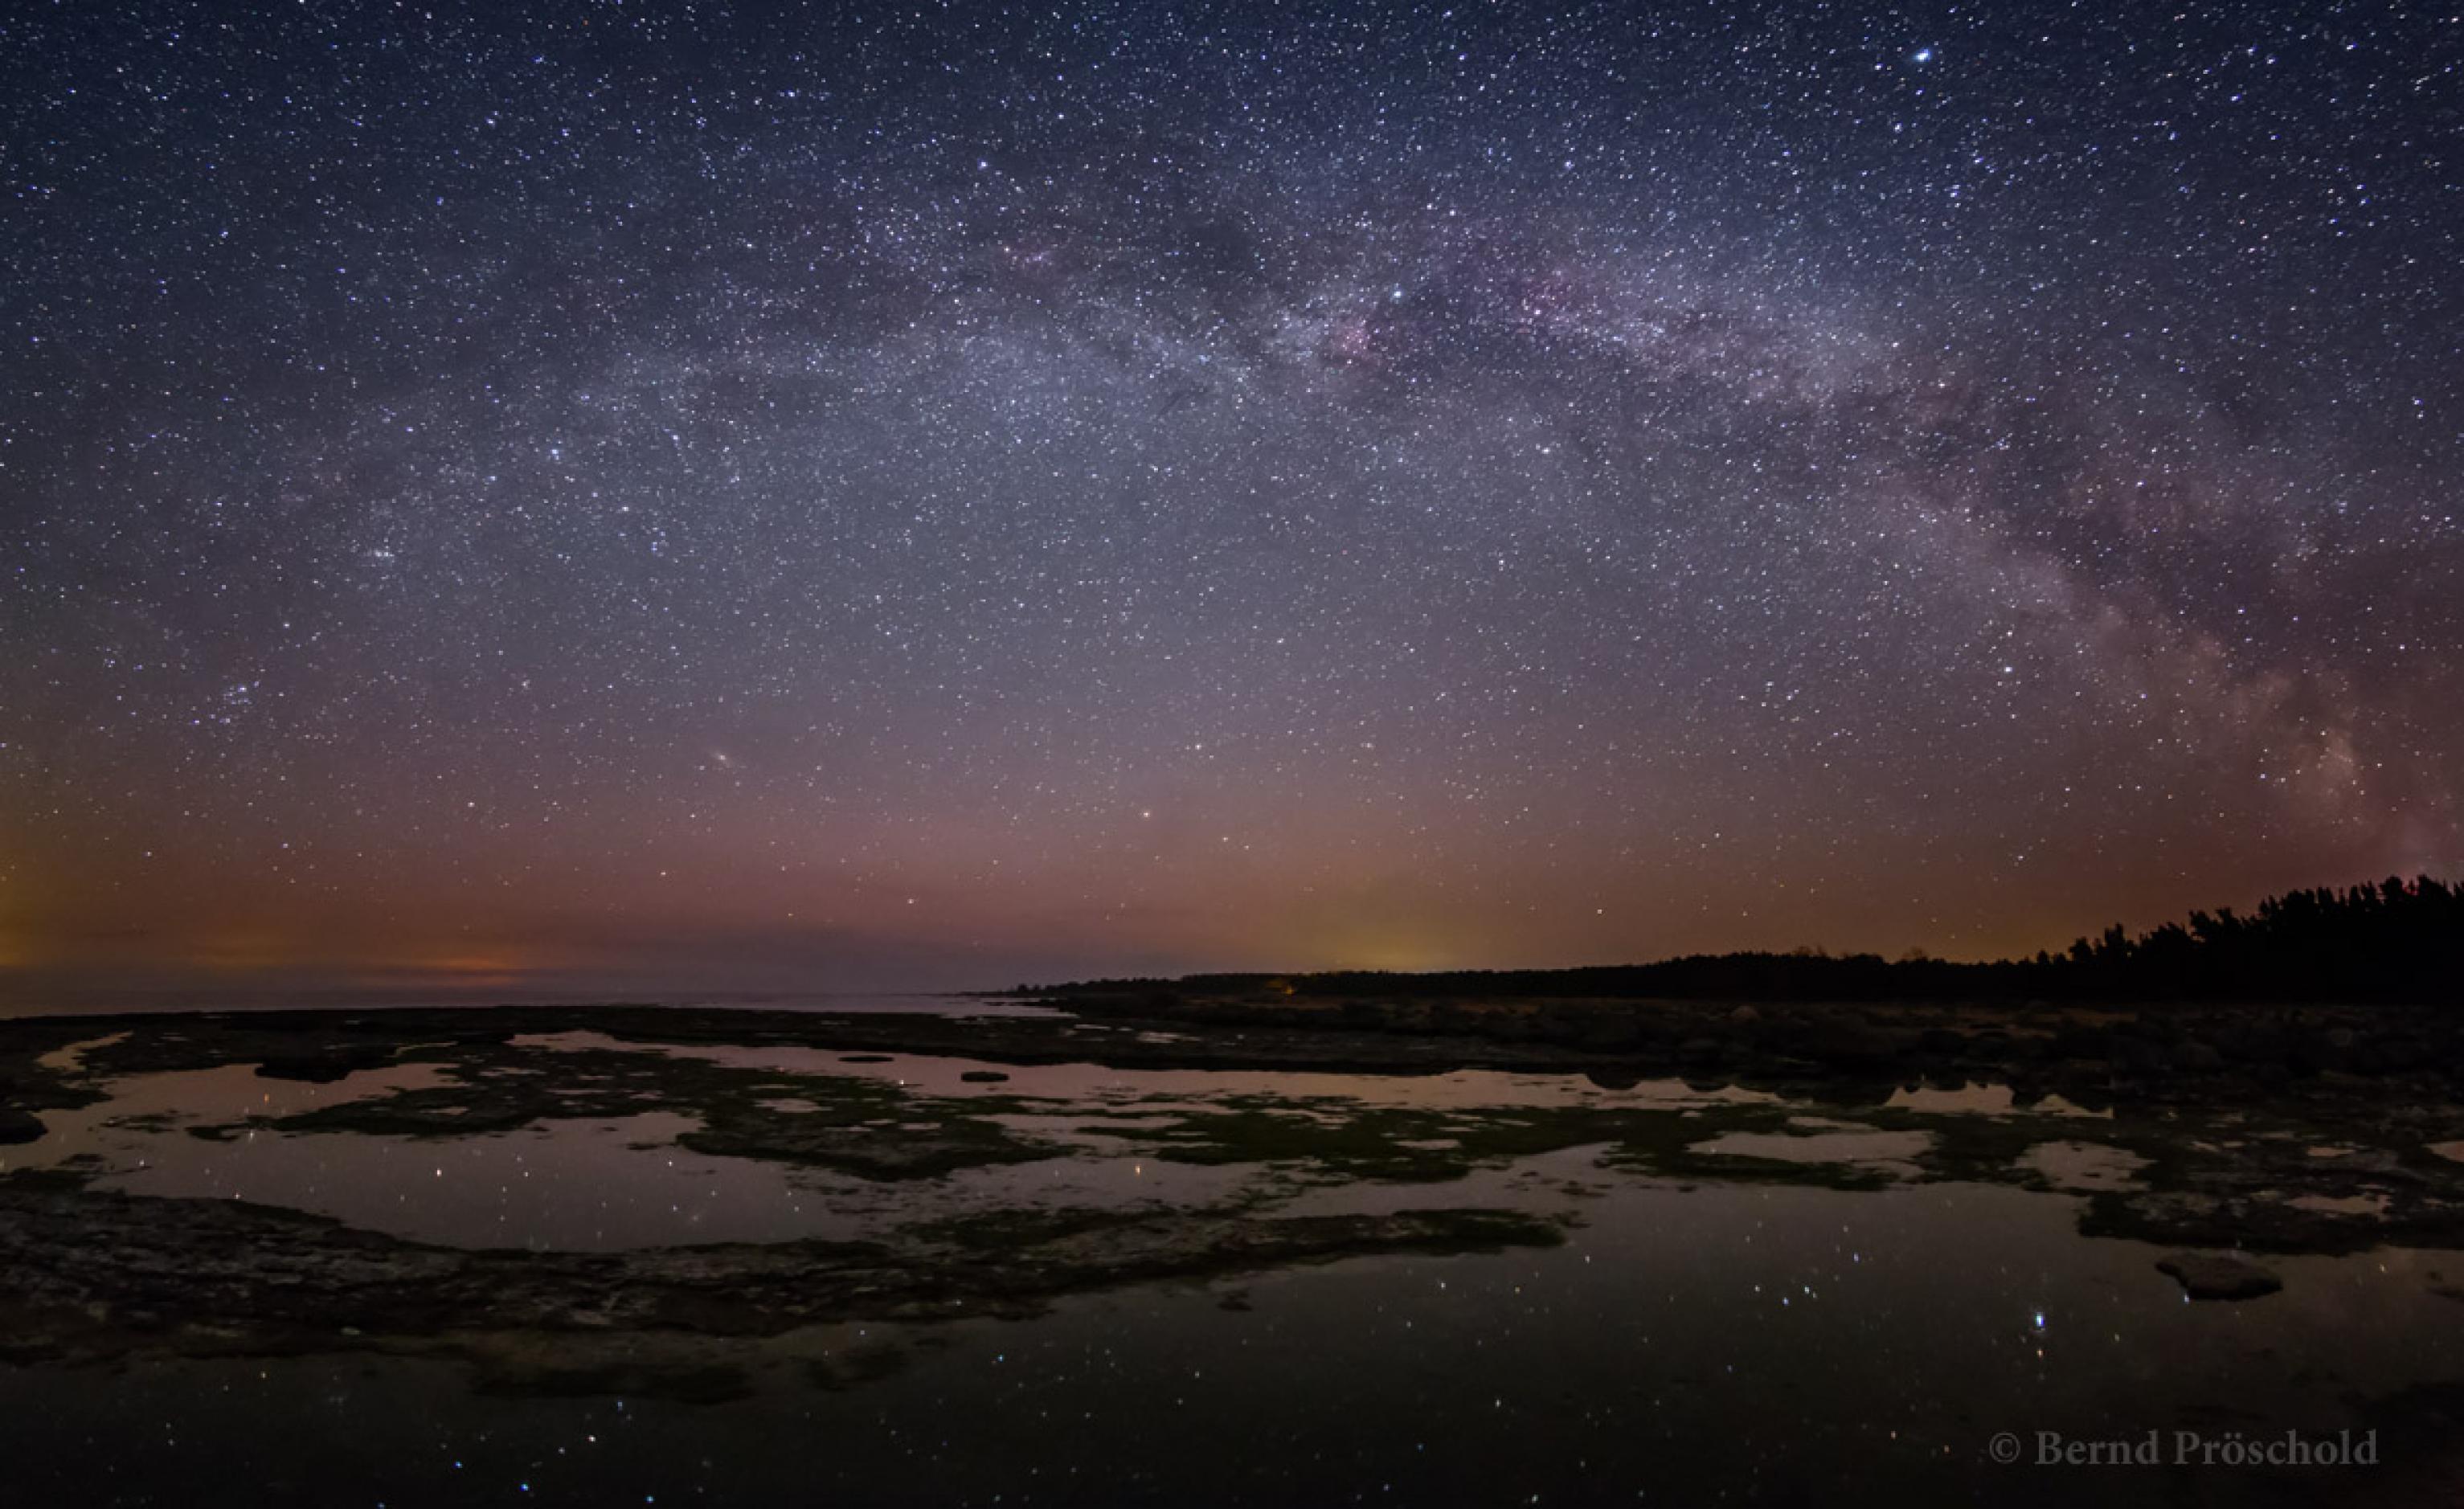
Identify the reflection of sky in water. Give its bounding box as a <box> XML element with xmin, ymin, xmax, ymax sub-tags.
<box><xmin>5</xmin><ymin>1057</ymin><xmax>457</xmax><ymax>1180</ymax></box>
<box><xmin>2021</xmin><ymin>1140</ymin><xmax>2152</xmax><ymax>1192</ymax></box>
<box><xmin>1692</xmin><ymin>1127</ymin><xmax>1934</xmax><ymax>1178</ymax></box>
<box><xmin>657</xmin><ymin>993</ymin><xmax>1063</xmax><ymax>1018</ymax></box>
<box><xmin>6</xmin><ymin>1027</ymin><xmax>2463</xmax><ymax>1503</ymax></box>
<box><xmin>1885</xmin><ymin>1082</ymin><xmax>2109</xmax><ymax>1118</ymax></box>
<box><xmin>3</xmin><ymin>1030</ymin><xmax>1891</xmax><ymax>1250</ymax></box>
<box><xmin>9</xmin><ymin>1179</ymin><xmax>2462</xmax><ymax>1507</ymax></box>
<box><xmin>31</xmin><ymin>1037</ymin><xmax>1734</xmax><ymax>1248</ymax></box>
<box><xmin>517</xmin><ymin>1028</ymin><xmax>1788</xmax><ymax>1111</ymax></box>
<box><xmin>5</xmin><ymin>1029</ymin><xmax>2451</xmax><ymax>1279</ymax></box>
<box><xmin>2</xmin><ymin>1057</ymin><xmax>1261</xmax><ymax>1250</ymax></box>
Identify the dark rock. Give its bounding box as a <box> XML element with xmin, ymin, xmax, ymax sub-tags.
<box><xmin>2114</xmin><ymin>1037</ymin><xmax>2169</xmax><ymax>1073</ymax></box>
<box><xmin>1799</xmin><ymin>1018</ymin><xmax>1891</xmax><ymax>1067</ymax></box>
<box><xmin>2170</xmin><ymin>1041</ymin><xmax>2225</xmax><ymax>1073</ymax></box>
<box><xmin>254</xmin><ymin>1045</ymin><xmax>399</xmax><ymax>1083</ymax></box>
<box><xmin>958</xmin><ymin>1070</ymin><xmax>1010</xmax><ymax>1083</ymax></box>
<box><xmin>2050</xmin><ymin>1025</ymin><xmax>2110</xmax><ymax>1061</ymax></box>
<box><xmin>2367</xmin><ymin>1037</ymin><xmax>2426</xmax><ymax>1073</ymax></box>
<box><xmin>0</xmin><ymin>1178</ymin><xmax>1569</xmax><ymax>1382</ymax></box>
<box><xmin>2049</xmin><ymin>1063</ymin><xmax>2111</xmax><ymax>1098</ymax></box>
<box><xmin>1574</xmin><ymin>1019</ymin><xmax>1643</xmax><ymax>1051</ymax></box>
<box><xmin>2157</xmin><ymin>1252</ymin><xmax>2283</xmax><ymax>1302</ymax></box>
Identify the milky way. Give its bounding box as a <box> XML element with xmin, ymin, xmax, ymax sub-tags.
<box><xmin>5</xmin><ymin>2</ymin><xmax>2460</xmax><ymax>999</ymax></box>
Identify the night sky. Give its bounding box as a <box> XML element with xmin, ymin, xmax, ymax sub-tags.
<box><xmin>5</xmin><ymin>1</ymin><xmax>2460</xmax><ymax>1002</ymax></box>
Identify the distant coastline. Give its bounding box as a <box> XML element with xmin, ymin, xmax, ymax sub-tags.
<box><xmin>1021</xmin><ymin>876</ymin><xmax>2464</xmax><ymax>1007</ymax></box>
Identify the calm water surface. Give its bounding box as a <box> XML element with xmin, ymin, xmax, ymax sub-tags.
<box><xmin>2</xmin><ymin>1011</ymin><xmax>2458</xmax><ymax>1507</ymax></box>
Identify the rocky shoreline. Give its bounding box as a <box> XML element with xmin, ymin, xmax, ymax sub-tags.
<box><xmin>1041</xmin><ymin>989</ymin><xmax>2464</xmax><ymax>1104</ymax></box>
<box><xmin>11</xmin><ymin>993</ymin><xmax>2463</xmax><ymax>1112</ymax></box>
<box><xmin>5</xmin><ymin>996</ymin><xmax>2463</xmax><ymax>1401</ymax></box>
<box><xmin>0</xmin><ymin>1168</ymin><xmax>1558</xmax><ymax>1399</ymax></box>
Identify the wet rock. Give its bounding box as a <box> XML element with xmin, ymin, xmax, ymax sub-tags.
<box><xmin>2364</xmin><ymin>1037</ymin><xmax>2426</xmax><ymax>1073</ymax></box>
<box><xmin>1574</xmin><ymin>1018</ymin><xmax>1643</xmax><ymax>1051</ymax></box>
<box><xmin>0</xmin><ymin>1177</ymin><xmax>1569</xmax><ymax>1384</ymax></box>
<box><xmin>958</xmin><ymin>1070</ymin><xmax>1010</xmax><ymax>1083</ymax></box>
<box><xmin>2156</xmin><ymin>1252</ymin><xmax>2283</xmax><ymax>1301</ymax></box>
<box><xmin>2169</xmin><ymin>1041</ymin><xmax>2225</xmax><ymax>1073</ymax></box>
<box><xmin>2050</xmin><ymin>1025</ymin><xmax>2110</xmax><ymax>1061</ymax></box>
<box><xmin>1798</xmin><ymin>1017</ymin><xmax>1891</xmax><ymax>1068</ymax></box>
<box><xmin>2113</xmin><ymin>1036</ymin><xmax>2168</xmax><ymax>1073</ymax></box>
<box><xmin>12</xmin><ymin>996</ymin><xmax>2464</xmax><ymax>1143</ymax></box>
<box><xmin>254</xmin><ymin>1045</ymin><xmax>400</xmax><ymax>1082</ymax></box>
<box><xmin>2048</xmin><ymin>1062</ymin><xmax>2112</xmax><ymax>1099</ymax></box>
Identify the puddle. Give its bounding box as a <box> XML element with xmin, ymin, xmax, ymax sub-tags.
<box><xmin>2022</xmin><ymin>1140</ymin><xmax>2151</xmax><ymax>1192</ymax></box>
<box><xmin>4</xmin><ymin>1012</ymin><xmax>2464</xmax><ymax>1507</ymax></box>
<box><xmin>1885</xmin><ymin>1082</ymin><xmax>2108</xmax><ymax>1118</ymax></box>
<box><xmin>2286</xmin><ymin>1192</ymin><xmax>2389</xmax><ymax>1218</ymax></box>
<box><xmin>1690</xmin><ymin>1127</ymin><xmax>1934</xmax><ymax>1175</ymax></box>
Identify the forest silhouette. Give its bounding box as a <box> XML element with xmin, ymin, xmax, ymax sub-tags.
<box><xmin>1038</xmin><ymin>876</ymin><xmax>2464</xmax><ymax>1006</ymax></box>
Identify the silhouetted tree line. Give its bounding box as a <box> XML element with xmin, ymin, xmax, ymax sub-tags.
<box><xmin>1028</xmin><ymin>876</ymin><xmax>2463</xmax><ymax>1006</ymax></box>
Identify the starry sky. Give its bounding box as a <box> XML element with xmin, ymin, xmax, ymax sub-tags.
<box><xmin>4</xmin><ymin>0</ymin><xmax>2460</xmax><ymax>1004</ymax></box>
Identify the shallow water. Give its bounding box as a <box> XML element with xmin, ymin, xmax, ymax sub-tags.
<box><xmin>3</xmin><ymin>1021</ymin><xmax>2461</xmax><ymax>1506</ymax></box>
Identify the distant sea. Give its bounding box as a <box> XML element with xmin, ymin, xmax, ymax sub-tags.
<box><xmin>0</xmin><ymin>991</ymin><xmax>1055</xmax><ymax>1020</ymax></box>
